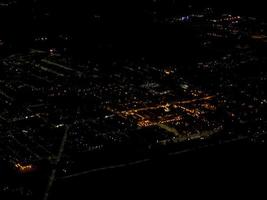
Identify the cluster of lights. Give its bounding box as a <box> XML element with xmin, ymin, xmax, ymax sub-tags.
<box><xmin>207</xmin><ymin>33</ymin><xmax>224</xmax><ymax>38</ymax></box>
<box><xmin>177</xmin><ymin>106</ymin><xmax>201</xmax><ymax>118</ymax></box>
<box><xmin>15</xmin><ymin>163</ymin><xmax>33</xmax><ymax>173</ymax></box>
<box><xmin>211</xmin><ymin>15</ymin><xmax>241</xmax><ymax>23</ymax></box>
<box><xmin>137</xmin><ymin>116</ymin><xmax>183</xmax><ymax>128</ymax></box>
<box><xmin>201</xmin><ymin>103</ymin><xmax>217</xmax><ymax>111</ymax></box>
<box><xmin>110</xmin><ymin>96</ymin><xmax>217</xmax><ymax>128</ymax></box>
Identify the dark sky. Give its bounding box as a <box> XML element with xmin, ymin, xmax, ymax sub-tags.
<box><xmin>24</xmin><ymin>0</ymin><xmax>267</xmax><ymax>16</ymax></box>
<box><xmin>9</xmin><ymin>0</ymin><xmax>266</xmax><ymax>24</ymax></box>
<box><xmin>196</xmin><ymin>0</ymin><xmax>266</xmax><ymax>17</ymax></box>
<box><xmin>1</xmin><ymin>0</ymin><xmax>267</xmax><ymax>48</ymax></box>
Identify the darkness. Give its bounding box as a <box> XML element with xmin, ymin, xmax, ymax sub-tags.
<box><xmin>2</xmin><ymin>1</ymin><xmax>267</xmax><ymax>46</ymax></box>
<box><xmin>50</xmin><ymin>141</ymin><xmax>267</xmax><ymax>199</ymax></box>
<box><xmin>1</xmin><ymin>0</ymin><xmax>200</xmax><ymax>61</ymax></box>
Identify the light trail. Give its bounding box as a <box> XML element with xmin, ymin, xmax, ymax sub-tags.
<box><xmin>120</xmin><ymin>96</ymin><xmax>215</xmax><ymax>116</ymax></box>
<box><xmin>43</xmin><ymin>125</ymin><xmax>70</xmax><ymax>200</ymax></box>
